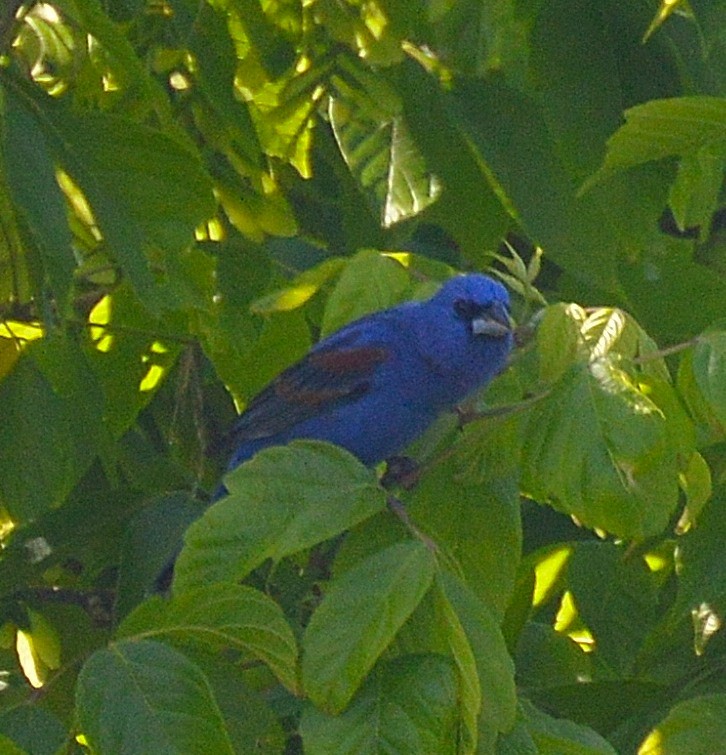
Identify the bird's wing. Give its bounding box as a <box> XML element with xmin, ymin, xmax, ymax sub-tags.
<box><xmin>222</xmin><ymin>332</ymin><xmax>390</xmax><ymax>448</ymax></box>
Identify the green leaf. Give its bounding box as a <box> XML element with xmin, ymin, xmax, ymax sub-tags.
<box><xmin>1</xmin><ymin>83</ymin><xmax>75</xmax><ymax>308</ymax></box>
<box><xmin>250</xmin><ymin>257</ymin><xmax>345</xmax><ymax>315</ymax></box>
<box><xmin>522</xmin><ymin>309</ymin><xmax>685</xmax><ymax>539</ymax></box>
<box><xmin>620</xmin><ymin>238</ymin><xmax>726</xmax><ymax>346</ymax></box>
<box><xmin>328</xmin><ymin>85</ymin><xmax>441</xmax><ymax>228</ymax></box>
<box><xmin>638</xmin><ymin>694</ymin><xmax>726</xmax><ymax>755</ymax></box>
<box><xmin>668</xmin><ymin>146</ymin><xmax>725</xmax><ymax>235</ymax></box>
<box><xmin>677</xmin><ymin>347</ymin><xmax>725</xmax><ymax>444</ymax></box>
<box><xmin>173</xmin><ymin>442</ymin><xmax>386</xmax><ymax>592</ymax></box>
<box><xmin>118</xmin><ymin>583</ymin><xmax>299</xmax><ymax>693</ymax></box>
<box><xmin>588</xmin><ymin>97</ymin><xmax>726</xmax><ymax>182</ymax></box>
<box><xmin>302</xmin><ymin>541</ymin><xmax>436</xmax><ymax>713</ymax></box>
<box><xmin>677</xmin><ymin>451</ymin><xmax>713</xmax><ymax>529</ymax></box>
<box><xmin>82</xmin><ymin>285</ymin><xmax>182</xmax><ymax>439</ymax></box>
<box><xmin>535</xmin><ymin>303</ymin><xmax>587</xmax><ymax>385</ymax></box>
<box><xmin>517</xmin><ymin>699</ymin><xmax>618</xmax><ymax>755</ymax></box>
<box><xmin>407</xmin><ymin>463</ymin><xmax>522</xmax><ymax>620</ymax></box>
<box><xmin>0</xmin><ymin>335</ymin><xmax>107</xmax><ymax>521</ymax></box>
<box><xmin>515</xmin><ymin>622</ymin><xmax>592</xmax><ymax>691</ymax></box>
<box><xmin>300</xmin><ymin>655</ymin><xmax>458</xmax><ymax>755</ymax></box>
<box><xmin>0</xmin><ymin>703</ymin><xmax>66</xmax><ymax>755</ymax></box>
<box><xmin>76</xmin><ymin>639</ymin><xmax>234</xmax><ymax>754</ymax></box>
<box><xmin>531</xmin><ymin>2</ymin><xmax>626</xmax><ymax>180</ymax></box>
<box><xmin>643</xmin><ymin>0</ymin><xmax>690</xmax><ymax>42</ymax></box>
<box><xmin>672</xmin><ymin>488</ymin><xmax>726</xmax><ymax>649</ymax></box>
<box><xmin>55</xmin><ymin>0</ymin><xmax>173</xmax><ymax>121</ymax></box>
<box><xmin>180</xmin><ymin>647</ymin><xmax>285</xmax><ymax>754</ymax></box>
<box><xmin>320</xmin><ymin>249</ymin><xmax>410</xmax><ymax>336</ymax></box>
<box><xmin>450</xmin><ymin>77</ymin><xmax>621</xmax><ymax>286</ymax></box>
<box><xmin>227</xmin><ymin>0</ymin><xmax>296</xmax><ymax>79</ymax></box>
<box><xmin>567</xmin><ymin>542</ymin><xmax>659</xmax><ymax>676</ymax></box>
<box><xmin>186</xmin><ymin>2</ymin><xmax>262</xmax><ymax>168</ymax></box>
<box><xmin>431</xmin><ymin>579</ymin><xmax>481</xmax><ymax>754</ymax></box>
<box><xmin>436</xmin><ymin>571</ymin><xmax>517</xmax><ymax>751</ymax></box>
<box><xmin>0</xmin><ymin>734</ymin><xmax>26</xmax><ymax>754</ymax></box>
<box><xmin>115</xmin><ymin>492</ymin><xmax>202</xmax><ymax>619</ymax></box>
<box><xmin>496</xmin><ymin>715</ymin><xmax>539</xmax><ymax>755</ymax></box>
<box><xmin>692</xmin><ymin>328</ymin><xmax>726</xmax><ymax>428</ymax></box>
<box><xmin>396</xmin><ymin>61</ymin><xmax>510</xmax><ymax>261</ymax></box>
<box><xmin>46</xmin><ymin>106</ymin><xmax>215</xmax><ymax>313</ymax></box>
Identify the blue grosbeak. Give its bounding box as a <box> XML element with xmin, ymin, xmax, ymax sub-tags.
<box><xmin>153</xmin><ymin>274</ymin><xmax>512</xmax><ymax>593</ymax></box>
<box><xmin>225</xmin><ymin>274</ymin><xmax>513</xmax><ymax>470</ymax></box>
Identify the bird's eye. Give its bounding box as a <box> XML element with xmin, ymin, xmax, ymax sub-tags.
<box><xmin>453</xmin><ymin>298</ymin><xmax>480</xmax><ymax>320</ymax></box>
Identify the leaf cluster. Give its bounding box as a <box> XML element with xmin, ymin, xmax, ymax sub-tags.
<box><xmin>0</xmin><ymin>0</ymin><xmax>726</xmax><ymax>753</ymax></box>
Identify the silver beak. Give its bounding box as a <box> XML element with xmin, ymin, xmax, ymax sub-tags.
<box><xmin>471</xmin><ymin>304</ymin><xmax>513</xmax><ymax>338</ymax></box>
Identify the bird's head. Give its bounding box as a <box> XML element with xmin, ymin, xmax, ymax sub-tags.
<box><xmin>431</xmin><ymin>274</ymin><xmax>513</xmax><ymax>341</ymax></box>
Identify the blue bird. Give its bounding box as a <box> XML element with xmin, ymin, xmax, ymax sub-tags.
<box><xmin>153</xmin><ymin>273</ymin><xmax>513</xmax><ymax>594</ymax></box>
<box><xmin>224</xmin><ymin>273</ymin><xmax>513</xmax><ymax>471</ymax></box>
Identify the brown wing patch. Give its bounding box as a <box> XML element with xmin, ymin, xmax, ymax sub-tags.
<box><xmin>274</xmin><ymin>381</ymin><xmax>350</xmax><ymax>407</ymax></box>
<box><xmin>310</xmin><ymin>346</ymin><xmax>389</xmax><ymax>374</ymax></box>
<box><xmin>273</xmin><ymin>345</ymin><xmax>388</xmax><ymax>408</ymax></box>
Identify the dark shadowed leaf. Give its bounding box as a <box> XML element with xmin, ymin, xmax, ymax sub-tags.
<box><xmin>396</xmin><ymin>61</ymin><xmax>510</xmax><ymax>260</ymax></box>
<box><xmin>0</xmin><ymin>705</ymin><xmax>66</xmax><ymax>755</ymax></box>
<box><xmin>515</xmin><ymin>622</ymin><xmax>592</xmax><ymax>691</ymax></box>
<box><xmin>115</xmin><ymin>492</ymin><xmax>203</xmax><ymax>620</ymax></box>
<box><xmin>76</xmin><ymin>639</ymin><xmax>234</xmax><ymax>754</ymax></box>
<box><xmin>638</xmin><ymin>694</ymin><xmax>726</xmax><ymax>755</ymax></box>
<box><xmin>515</xmin><ymin>699</ymin><xmax>618</xmax><ymax>754</ymax></box>
<box><xmin>567</xmin><ymin>542</ymin><xmax>659</xmax><ymax>676</ymax></box>
<box><xmin>0</xmin><ymin>335</ymin><xmax>107</xmax><ymax>521</ymax></box>
<box><xmin>671</xmin><ymin>488</ymin><xmax>726</xmax><ymax>651</ymax></box>
<box><xmin>181</xmin><ymin>647</ymin><xmax>286</xmax><ymax>754</ymax></box>
<box><xmin>2</xmin><ymin>85</ymin><xmax>75</xmax><ymax>308</ymax></box>
<box><xmin>300</xmin><ymin>655</ymin><xmax>458</xmax><ymax>755</ymax></box>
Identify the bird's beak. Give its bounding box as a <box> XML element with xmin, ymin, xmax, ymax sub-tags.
<box><xmin>471</xmin><ymin>304</ymin><xmax>513</xmax><ymax>338</ymax></box>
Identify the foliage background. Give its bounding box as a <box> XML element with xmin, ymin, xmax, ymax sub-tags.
<box><xmin>0</xmin><ymin>0</ymin><xmax>725</xmax><ymax>752</ymax></box>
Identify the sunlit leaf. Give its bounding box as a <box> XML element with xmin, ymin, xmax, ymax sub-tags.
<box><xmin>119</xmin><ymin>583</ymin><xmax>299</xmax><ymax>693</ymax></box>
<box><xmin>586</xmin><ymin>96</ymin><xmax>726</xmax><ymax>188</ymax></box>
<box><xmin>329</xmin><ymin>63</ymin><xmax>441</xmax><ymax>228</ymax></box>
<box><xmin>320</xmin><ymin>249</ymin><xmax>409</xmax><ymax>336</ymax></box>
<box><xmin>174</xmin><ymin>442</ymin><xmax>386</xmax><ymax>592</ymax></box>
<box><xmin>522</xmin><ymin>308</ymin><xmax>686</xmax><ymax>539</ymax></box>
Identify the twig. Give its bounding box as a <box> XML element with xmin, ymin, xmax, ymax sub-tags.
<box><xmin>387</xmin><ymin>495</ymin><xmax>438</xmax><ymax>552</ymax></box>
<box><xmin>456</xmin><ymin>388</ymin><xmax>552</xmax><ymax>427</ymax></box>
<box><xmin>631</xmin><ymin>337</ymin><xmax>700</xmax><ymax>365</ymax></box>
<box><xmin>22</xmin><ymin>586</ymin><xmax>115</xmax><ymax>628</ymax></box>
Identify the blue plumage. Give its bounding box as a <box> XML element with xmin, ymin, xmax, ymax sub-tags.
<box><xmin>225</xmin><ymin>273</ymin><xmax>513</xmax><ymax>469</ymax></box>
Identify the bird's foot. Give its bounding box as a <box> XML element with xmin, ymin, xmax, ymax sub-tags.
<box><xmin>381</xmin><ymin>455</ymin><xmax>421</xmax><ymax>490</ymax></box>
